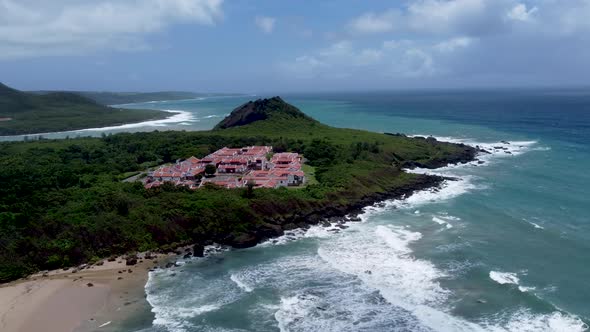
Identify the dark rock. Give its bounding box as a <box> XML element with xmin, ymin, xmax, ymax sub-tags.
<box><xmin>87</xmin><ymin>283</ymin><xmax>94</xmax><ymax>287</ymax></box>
<box><xmin>254</xmin><ymin>222</ymin><xmax>284</xmax><ymax>240</ymax></box>
<box><xmin>193</xmin><ymin>244</ymin><xmax>205</xmax><ymax>258</ymax></box>
<box><xmin>283</xmin><ymin>223</ymin><xmax>298</xmax><ymax>231</ymax></box>
<box><xmin>118</xmin><ymin>277</ymin><xmax>123</xmax><ymax>280</ymax></box>
<box><xmin>384</xmin><ymin>132</ymin><xmax>406</xmax><ymax>137</ymax></box>
<box><xmin>125</xmin><ymin>256</ymin><xmax>138</xmax><ymax>266</ymax></box>
<box><xmin>183</xmin><ymin>253</ymin><xmax>192</xmax><ymax>259</ymax></box>
<box><xmin>228</xmin><ymin>232</ymin><xmax>259</xmax><ymax>249</ymax></box>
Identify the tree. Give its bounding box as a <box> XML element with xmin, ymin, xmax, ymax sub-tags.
<box><xmin>205</xmin><ymin>164</ymin><xmax>217</xmax><ymax>177</ymax></box>
<box><xmin>244</xmin><ymin>180</ymin><xmax>256</xmax><ymax>198</ymax></box>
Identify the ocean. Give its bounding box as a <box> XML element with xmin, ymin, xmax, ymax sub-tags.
<box><xmin>7</xmin><ymin>89</ymin><xmax>590</xmax><ymax>331</ymax></box>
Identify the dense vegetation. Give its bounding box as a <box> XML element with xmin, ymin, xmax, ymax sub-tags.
<box><xmin>0</xmin><ymin>83</ymin><xmax>169</xmax><ymax>135</ymax></box>
<box><xmin>0</xmin><ymin>97</ymin><xmax>476</xmax><ymax>282</ymax></box>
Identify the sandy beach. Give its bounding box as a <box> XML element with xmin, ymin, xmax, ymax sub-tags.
<box><xmin>0</xmin><ymin>254</ymin><xmax>166</xmax><ymax>332</ymax></box>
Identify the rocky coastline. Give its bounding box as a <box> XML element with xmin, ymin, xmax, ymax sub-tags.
<box><xmin>214</xmin><ymin>142</ymin><xmax>479</xmax><ymax>250</ymax></box>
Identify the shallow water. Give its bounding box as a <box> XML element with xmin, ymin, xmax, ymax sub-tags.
<box><xmin>14</xmin><ymin>90</ymin><xmax>589</xmax><ymax>332</ymax></box>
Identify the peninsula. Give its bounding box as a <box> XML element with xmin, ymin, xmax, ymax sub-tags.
<box><xmin>0</xmin><ymin>83</ymin><xmax>170</xmax><ymax>135</ymax></box>
<box><xmin>0</xmin><ymin>96</ymin><xmax>482</xmax><ymax>332</ymax></box>
<box><xmin>0</xmin><ymin>96</ymin><xmax>478</xmax><ymax>283</ymax></box>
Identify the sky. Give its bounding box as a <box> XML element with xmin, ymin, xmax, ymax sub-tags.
<box><xmin>1</xmin><ymin>0</ymin><xmax>589</xmax><ymax>93</ymax></box>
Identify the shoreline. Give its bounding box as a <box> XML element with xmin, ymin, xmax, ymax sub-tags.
<box><xmin>0</xmin><ymin>140</ymin><xmax>479</xmax><ymax>331</ymax></box>
<box><xmin>0</xmin><ymin>252</ymin><xmax>174</xmax><ymax>332</ymax></box>
<box><xmin>0</xmin><ymin>109</ymin><xmax>188</xmax><ymax>140</ymax></box>
<box><xmin>0</xmin><ymin>175</ymin><xmax>453</xmax><ymax>332</ymax></box>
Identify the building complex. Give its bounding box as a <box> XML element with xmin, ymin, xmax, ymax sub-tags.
<box><xmin>145</xmin><ymin>146</ymin><xmax>306</xmax><ymax>190</ymax></box>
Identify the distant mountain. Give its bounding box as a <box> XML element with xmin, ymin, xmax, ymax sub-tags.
<box><xmin>0</xmin><ymin>83</ymin><xmax>169</xmax><ymax>135</ymax></box>
<box><xmin>32</xmin><ymin>91</ymin><xmax>244</xmax><ymax>106</ymax></box>
<box><xmin>75</xmin><ymin>91</ymin><xmax>201</xmax><ymax>105</ymax></box>
<box><xmin>214</xmin><ymin>96</ymin><xmax>317</xmax><ymax>130</ymax></box>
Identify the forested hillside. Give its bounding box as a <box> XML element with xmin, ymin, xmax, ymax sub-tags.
<box><xmin>0</xmin><ymin>83</ymin><xmax>169</xmax><ymax>135</ymax></box>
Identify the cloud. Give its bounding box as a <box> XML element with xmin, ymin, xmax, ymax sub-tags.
<box><xmin>280</xmin><ymin>39</ymin><xmax>444</xmax><ymax>80</ymax></box>
<box><xmin>506</xmin><ymin>3</ymin><xmax>538</xmax><ymax>22</ymax></box>
<box><xmin>393</xmin><ymin>49</ymin><xmax>436</xmax><ymax>77</ymax></box>
<box><xmin>0</xmin><ymin>0</ymin><xmax>224</xmax><ymax>59</ymax></box>
<box><xmin>348</xmin><ymin>10</ymin><xmax>399</xmax><ymax>34</ymax></box>
<box><xmin>278</xmin><ymin>55</ymin><xmax>326</xmax><ymax>79</ymax></box>
<box><xmin>348</xmin><ymin>0</ymin><xmax>520</xmax><ymax>37</ymax></box>
<box><xmin>255</xmin><ymin>16</ymin><xmax>276</xmax><ymax>34</ymax></box>
<box><xmin>434</xmin><ymin>37</ymin><xmax>474</xmax><ymax>52</ymax></box>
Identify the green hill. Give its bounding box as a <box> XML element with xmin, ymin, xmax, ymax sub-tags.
<box><xmin>0</xmin><ymin>96</ymin><xmax>477</xmax><ymax>282</ymax></box>
<box><xmin>0</xmin><ymin>83</ymin><xmax>169</xmax><ymax>135</ymax></box>
<box><xmin>214</xmin><ymin>96</ymin><xmax>317</xmax><ymax>129</ymax></box>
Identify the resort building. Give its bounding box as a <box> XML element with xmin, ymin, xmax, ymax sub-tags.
<box><xmin>144</xmin><ymin>145</ymin><xmax>305</xmax><ymax>190</ymax></box>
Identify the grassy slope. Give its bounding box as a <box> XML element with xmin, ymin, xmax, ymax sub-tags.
<box><xmin>0</xmin><ymin>84</ymin><xmax>169</xmax><ymax>135</ymax></box>
<box><xmin>0</xmin><ymin>99</ymin><xmax>475</xmax><ymax>282</ymax></box>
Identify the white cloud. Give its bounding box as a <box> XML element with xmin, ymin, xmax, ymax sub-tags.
<box><xmin>319</xmin><ymin>40</ymin><xmax>354</xmax><ymax>58</ymax></box>
<box><xmin>434</xmin><ymin>36</ymin><xmax>474</xmax><ymax>52</ymax></box>
<box><xmin>348</xmin><ymin>10</ymin><xmax>399</xmax><ymax>34</ymax></box>
<box><xmin>391</xmin><ymin>48</ymin><xmax>436</xmax><ymax>77</ymax></box>
<box><xmin>348</xmin><ymin>0</ymin><xmax>511</xmax><ymax>37</ymax></box>
<box><xmin>255</xmin><ymin>16</ymin><xmax>276</xmax><ymax>34</ymax></box>
<box><xmin>0</xmin><ymin>0</ymin><xmax>224</xmax><ymax>59</ymax></box>
<box><xmin>406</xmin><ymin>0</ymin><xmax>490</xmax><ymax>34</ymax></box>
<box><xmin>278</xmin><ymin>55</ymin><xmax>326</xmax><ymax>79</ymax></box>
<box><xmin>507</xmin><ymin>3</ymin><xmax>538</xmax><ymax>22</ymax></box>
<box><xmin>356</xmin><ymin>49</ymin><xmax>383</xmax><ymax>65</ymax></box>
<box><xmin>280</xmin><ymin>39</ymin><xmax>443</xmax><ymax>80</ymax></box>
<box><xmin>382</xmin><ymin>39</ymin><xmax>414</xmax><ymax>50</ymax></box>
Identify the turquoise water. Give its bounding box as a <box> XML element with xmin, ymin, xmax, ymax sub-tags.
<box><xmin>7</xmin><ymin>90</ymin><xmax>589</xmax><ymax>331</ymax></box>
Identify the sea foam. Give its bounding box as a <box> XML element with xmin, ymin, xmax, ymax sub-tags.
<box><xmin>489</xmin><ymin>271</ymin><xmax>537</xmax><ymax>293</ymax></box>
<box><xmin>230</xmin><ymin>273</ymin><xmax>253</xmax><ymax>292</ymax></box>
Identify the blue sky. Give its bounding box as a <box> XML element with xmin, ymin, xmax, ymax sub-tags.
<box><xmin>1</xmin><ymin>0</ymin><xmax>589</xmax><ymax>93</ymax></box>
